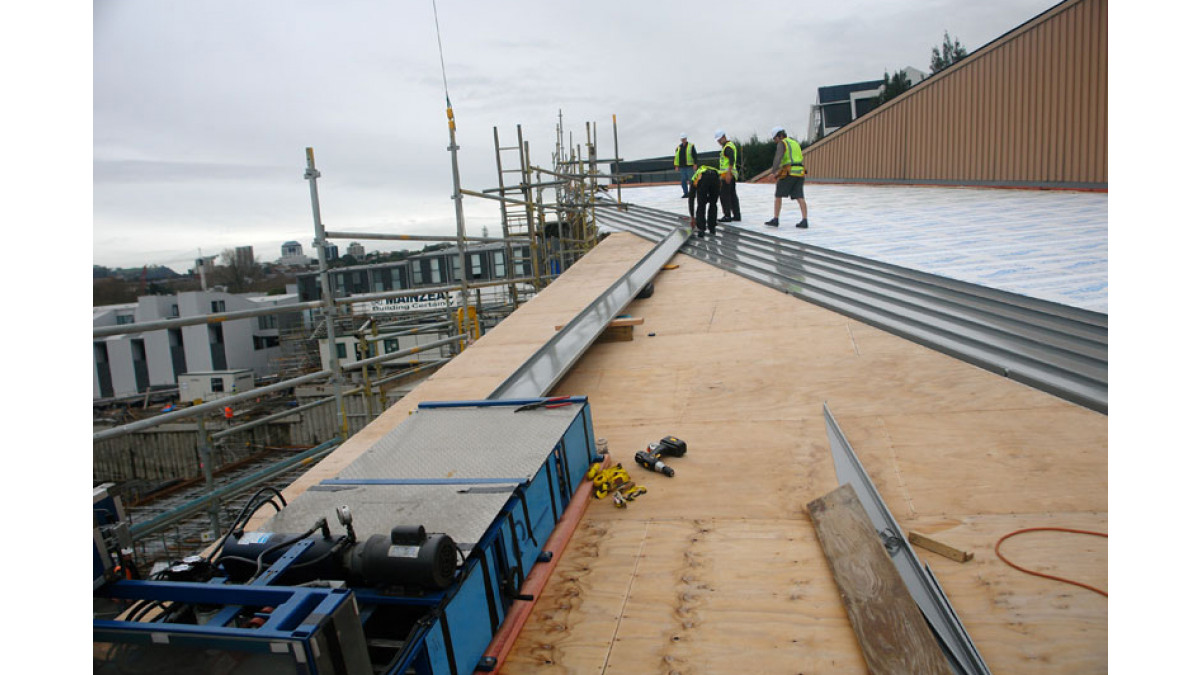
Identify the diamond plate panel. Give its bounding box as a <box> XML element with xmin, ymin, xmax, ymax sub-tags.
<box><xmin>337</xmin><ymin>403</ymin><xmax>581</xmax><ymax>482</ymax></box>
<box><xmin>260</xmin><ymin>483</ymin><xmax>514</xmax><ymax>550</ymax></box>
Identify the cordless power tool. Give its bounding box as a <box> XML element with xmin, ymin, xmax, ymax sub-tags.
<box><xmin>634</xmin><ymin>436</ymin><xmax>687</xmax><ymax>477</ymax></box>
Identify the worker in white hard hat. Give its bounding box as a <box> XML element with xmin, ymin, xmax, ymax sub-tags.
<box><xmin>713</xmin><ymin>130</ymin><xmax>741</xmax><ymax>222</ymax></box>
<box><xmin>764</xmin><ymin>126</ymin><xmax>809</xmax><ymax>229</ymax></box>
<box><xmin>674</xmin><ymin>133</ymin><xmax>697</xmax><ymax>197</ymax></box>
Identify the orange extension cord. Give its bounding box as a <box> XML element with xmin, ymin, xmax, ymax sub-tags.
<box><xmin>994</xmin><ymin>527</ymin><xmax>1108</xmax><ymax>597</ymax></box>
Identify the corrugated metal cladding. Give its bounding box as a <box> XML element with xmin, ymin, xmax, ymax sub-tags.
<box><xmin>806</xmin><ymin>0</ymin><xmax>1107</xmax><ymax>188</ymax></box>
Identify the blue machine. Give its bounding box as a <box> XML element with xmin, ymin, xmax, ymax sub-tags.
<box><xmin>94</xmin><ymin>483</ymin><xmax>133</xmax><ymax>589</ymax></box>
<box><xmin>93</xmin><ymin>397</ymin><xmax>600</xmax><ymax>674</ymax></box>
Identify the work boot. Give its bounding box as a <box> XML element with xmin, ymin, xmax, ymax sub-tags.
<box><xmin>680</xmin><ymin>193</ymin><xmax>688</xmax><ymax>198</ymax></box>
<box><xmin>695</xmin><ymin>230</ymin><xmax>705</xmax><ymax>238</ymax></box>
<box><xmin>732</xmin><ymin>216</ymin><xmax>741</xmax><ymax>222</ymax></box>
<box><xmin>796</xmin><ymin>219</ymin><xmax>809</xmax><ymax>229</ymax></box>
<box><xmin>718</xmin><ymin>215</ymin><xmax>732</xmax><ymax>223</ymax></box>
<box><xmin>764</xmin><ymin>218</ymin><xmax>779</xmax><ymax>227</ymax></box>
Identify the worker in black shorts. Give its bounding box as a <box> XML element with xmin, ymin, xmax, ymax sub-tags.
<box><xmin>688</xmin><ymin>164</ymin><xmax>721</xmax><ymax>237</ymax></box>
<box><xmin>764</xmin><ymin>126</ymin><xmax>809</xmax><ymax>228</ymax></box>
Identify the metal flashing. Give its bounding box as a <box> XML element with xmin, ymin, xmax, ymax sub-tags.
<box><xmin>823</xmin><ymin>403</ymin><xmax>991</xmax><ymax>675</ymax></box>
<box><xmin>486</xmin><ymin>225</ymin><xmax>690</xmax><ymax>399</ymax></box>
<box><xmin>597</xmin><ymin>201</ymin><xmax>1107</xmax><ymax>413</ymax></box>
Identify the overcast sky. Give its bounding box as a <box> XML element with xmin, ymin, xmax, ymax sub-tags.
<box><xmin>85</xmin><ymin>0</ymin><xmax>1069</xmax><ymax>272</ymax></box>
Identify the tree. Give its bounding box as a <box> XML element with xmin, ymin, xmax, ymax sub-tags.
<box><xmin>877</xmin><ymin>69</ymin><xmax>914</xmax><ymax>105</ymax></box>
<box><xmin>930</xmin><ymin>31</ymin><xmax>968</xmax><ymax>74</ymax></box>
<box><xmin>736</xmin><ymin>133</ymin><xmax>810</xmax><ymax>179</ymax></box>
<box><xmin>94</xmin><ymin>277</ymin><xmax>137</xmax><ymax>306</ymax></box>
<box><xmin>216</xmin><ymin>248</ymin><xmax>263</xmax><ymax>293</ymax></box>
<box><xmin>738</xmin><ymin>134</ymin><xmax>787</xmax><ymax>180</ymax></box>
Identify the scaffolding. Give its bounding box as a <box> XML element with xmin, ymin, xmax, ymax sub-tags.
<box><xmin>92</xmin><ymin>109</ymin><xmax>625</xmax><ymax>550</ymax></box>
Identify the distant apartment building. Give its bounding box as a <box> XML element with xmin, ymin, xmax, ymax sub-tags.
<box><xmin>235</xmin><ymin>245</ymin><xmax>255</xmax><ymax>269</ymax></box>
<box><xmin>192</xmin><ymin>255</ymin><xmax>218</xmax><ymax>289</ymax></box>
<box><xmin>93</xmin><ymin>290</ymin><xmax>302</xmax><ymax>400</ymax></box>
<box><xmin>808</xmin><ymin>68</ymin><xmax>925</xmax><ymax>142</ymax></box>
<box><xmin>280</xmin><ymin>240</ymin><xmax>309</xmax><ymax>267</ymax></box>
<box><xmin>295</xmin><ymin>242</ymin><xmax>532</xmax><ymax>304</ymax></box>
<box><xmin>347</xmin><ymin>242</ymin><xmax>366</xmax><ymax>262</ymax></box>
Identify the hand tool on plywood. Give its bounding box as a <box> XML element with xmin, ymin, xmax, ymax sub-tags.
<box><xmin>587</xmin><ymin>462</ymin><xmax>647</xmax><ymax>507</ymax></box>
<box><xmin>634</xmin><ymin>436</ymin><xmax>687</xmax><ymax>477</ymax></box>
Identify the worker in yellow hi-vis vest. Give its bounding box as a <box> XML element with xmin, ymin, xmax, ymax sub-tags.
<box><xmin>674</xmin><ymin>134</ymin><xmax>697</xmax><ymax>198</ymax></box>
<box><xmin>688</xmin><ymin>164</ymin><xmax>721</xmax><ymax>238</ymax></box>
<box><xmin>714</xmin><ymin>130</ymin><xmax>741</xmax><ymax>223</ymax></box>
<box><xmin>764</xmin><ymin>126</ymin><xmax>809</xmax><ymax>229</ymax></box>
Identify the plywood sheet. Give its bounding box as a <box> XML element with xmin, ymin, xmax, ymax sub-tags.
<box><xmin>504</xmin><ymin>518</ymin><xmax>870</xmax><ymax>674</ymax></box>
<box><xmin>506</xmin><ymin>232</ymin><xmax>1107</xmax><ymax>674</ymax></box>
<box><xmin>262</xmin><ymin>230</ymin><xmax>1106</xmax><ymax>673</ymax></box>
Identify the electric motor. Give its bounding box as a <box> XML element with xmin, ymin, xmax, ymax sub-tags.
<box><xmin>217</xmin><ymin>524</ymin><xmax>458</xmax><ymax>590</ymax></box>
<box><xmin>348</xmin><ymin>525</ymin><xmax>458</xmax><ymax>591</ymax></box>
<box><xmin>218</xmin><ymin>531</ymin><xmax>344</xmax><ymax>583</ymax></box>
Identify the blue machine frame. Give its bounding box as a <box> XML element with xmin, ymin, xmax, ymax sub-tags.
<box><xmin>93</xmin><ymin>397</ymin><xmax>600</xmax><ymax>675</ymax></box>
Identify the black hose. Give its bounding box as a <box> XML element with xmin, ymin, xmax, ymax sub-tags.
<box><xmin>205</xmin><ymin>486</ymin><xmax>288</xmax><ymax>562</ymax></box>
<box><xmin>249</xmin><ymin>520</ymin><xmax>325</xmax><ymax>581</ymax></box>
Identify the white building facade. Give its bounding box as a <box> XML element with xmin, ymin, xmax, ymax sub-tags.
<box><xmin>279</xmin><ymin>240</ymin><xmax>309</xmax><ymax>267</ymax></box>
<box><xmin>93</xmin><ymin>290</ymin><xmax>300</xmax><ymax>400</ymax></box>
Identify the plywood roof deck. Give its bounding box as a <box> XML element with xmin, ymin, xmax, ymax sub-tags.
<box><xmin>264</xmin><ymin>231</ymin><xmax>1107</xmax><ymax>674</ymax></box>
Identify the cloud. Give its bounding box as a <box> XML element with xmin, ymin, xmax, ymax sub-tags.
<box><xmin>92</xmin><ymin>0</ymin><xmax>1063</xmax><ymax>270</ymax></box>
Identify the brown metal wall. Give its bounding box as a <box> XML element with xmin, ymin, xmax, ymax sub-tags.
<box><xmin>806</xmin><ymin>0</ymin><xmax>1106</xmax><ymax>188</ymax></box>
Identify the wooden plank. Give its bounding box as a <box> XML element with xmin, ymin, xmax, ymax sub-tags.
<box><xmin>909</xmin><ymin>530</ymin><xmax>974</xmax><ymax>563</ymax></box>
<box><xmin>596</xmin><ymin>325</ymin><xmax>633</xmax><ymax>342</ymax></box>
<box><xmin>807</xmin><ymin>483</ymin><xmax>954</xmax><ymax>675</ymax></box>
<box><xmin>555</xmin><ymin>317</ymin><xmax>642</xmax><ymax>342</ymax></box>
<box><xmin>554</xmin><ymin>316</ymin><xmax>644</xmax><ymax>330</ymax></box>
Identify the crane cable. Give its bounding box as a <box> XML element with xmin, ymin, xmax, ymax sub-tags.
<box><xmin>431</xmin><ymin>0</ymin><xmax>455</xmax><ymax>127</ymax></box>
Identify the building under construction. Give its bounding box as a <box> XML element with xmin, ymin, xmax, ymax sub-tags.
<box><xmin>93</xmin><ymin>1</ymin><xmax>1107</xmax><ymax>673</ymax></box>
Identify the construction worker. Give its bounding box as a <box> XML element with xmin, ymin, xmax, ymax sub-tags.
<box><xmin>688</xmin><ymin>164</ymin><xmax>721</xmax><ymax>237</ymax></box>
<box><xmin>714</xmin><ymin>130</ymin><xmax>741</xmax><ymax>222</ymax></box>
<box><xmin>224</xmin><ymin>405</ymin><xmax>234</xmax><ymax>425</ymax></box>
<box><xmin>764</xmin><ymin>126</ymin><xmax>809</xmax><ymax>229</ymax></box>
<box><xmin>674</xmin><ymin>133</ymin><xmax>697</xmax><ymax>197</ymax></box>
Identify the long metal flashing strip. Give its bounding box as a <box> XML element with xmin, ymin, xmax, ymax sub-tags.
<box><xmin>823</xmin><ymin>403</ymin><xmax>991</xmax><ymax>675</ymax></box>
<box><xmin>596</xmin><ymin>200</ymin><xmax>1107</xmax><ymax>413</ymax></box>
<box><xmin>487</xmin><ymin>225</ymin><xmax>690</xmax><ymax>399</ymax></box>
